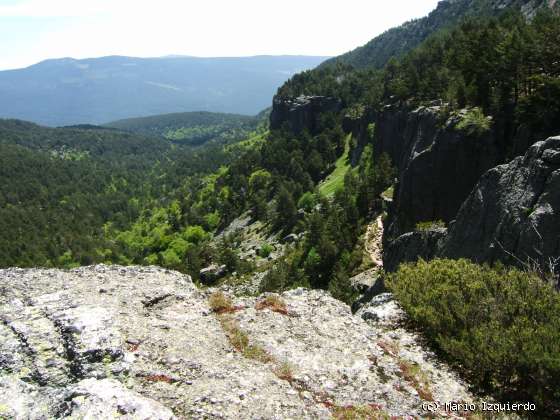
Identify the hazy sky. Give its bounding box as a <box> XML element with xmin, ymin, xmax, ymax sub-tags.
<box><xmin>0</xmin><ymin>0</ymin><xmax>440</xmax><ymax>70</ymax></box>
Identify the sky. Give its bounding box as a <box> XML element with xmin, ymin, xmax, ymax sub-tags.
<box><xmin>0</xmin><ymin>0</ymin><xmax>441</xmax><ymax>70</ymax></box>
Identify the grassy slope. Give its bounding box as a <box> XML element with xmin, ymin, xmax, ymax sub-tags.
<box><xmin>319</xmin><ymin>134</ymin><xmax>352</xmax><ymax>196</ymax></box>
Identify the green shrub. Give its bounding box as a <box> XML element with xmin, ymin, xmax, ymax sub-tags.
<box><xmin>456</xmin><ymin>107</ymin><xmax>492</xmax><ymax>135</ymax></box>
<box><xmin>414</xmin><ymin>220</ymin><xmax>445</xmax><ymax>231</ymax></box>
<box><xmin>258</xmin><ymin>243</ymin><xmax>274</xmax><ymax>258</ymax></box>
<box><xmin>388</xmin><ymin>259</ymin><xmax>560</xmax><ymax>413</ymax></box>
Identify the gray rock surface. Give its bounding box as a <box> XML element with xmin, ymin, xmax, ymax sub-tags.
<box><xmin>384</xmin><ymin>228</ymin><xmax>447</xmax><ymax>272</ymax></box>
<box><xmin>270</xmin><ymin>95</ymin><xmax>342</xmax><ymax>134</ymax></box>
<box><xmin>0</xmin><ymin>265</ymin><xmax>477</xmax><ymax>419</ymax></box>
<box><xmin>199</xmin><ymin>264</ymin><xmax>227</xmax><ymax>284</ymax></box>
<box><xmin>440</xmin><ymin>135</ymin><xmax>560</xmax><ymax>268</ymax></box>
<box><xmin>375</xmin><ymin>105</ymin><xmax>502</xmax><ymax>240</ymax></box>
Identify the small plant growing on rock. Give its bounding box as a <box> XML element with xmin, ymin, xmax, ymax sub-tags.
<box><xmin>377</xmin><ymin>339</ymin><xmax>399</xmax><ymax>357</ymax></box>
<box><xmin>398</xmin><ymin>360</ymin><xmax>434</xmax><ymax>401</ymax></box>
<box><xmin>456</xmin><ymin>107</ymin><xmax>492</xmax><ymax>136</ymax></box>
<box><xmin>332</xmin><ymin>404</ymin><xmax>390</xmax><ymax>420</ymax></box>
<box><xmin>144</xmin><ymin>373</ymin><xmax>175</xmax><ymax>384</ymax></box>
<box><xmin>208</xmin><ymin>291</ymin><xmax>234</xmax><ymax>314</ymax></box>
<box><xmin>258</xmin><ymin>243</ymin><xmax>274</xmax><ymax>258</ymax></box>
<box><xmin>274</xmin><ymin>361</ymin><xmax>295</xmax><ymax>382</ymax></box>
<box><xmin>219</xmin><ymin>316</ymin><xmax>273</xmax><ymax>363</ymax></box>
<box><xmin>255</xmin><ymin>294</ymin><xmax>288</xmax><ymax>315</ymax></box>
<box><xmin>415</xmin><ymin>220</ymin><xmax>446</xmax><ymax>231</ymax></box>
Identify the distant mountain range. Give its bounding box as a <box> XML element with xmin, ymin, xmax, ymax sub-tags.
<box><xmin>0</xmin><ymin>55</ymin><xmax>328</xmax><ymax>126</ymax></box>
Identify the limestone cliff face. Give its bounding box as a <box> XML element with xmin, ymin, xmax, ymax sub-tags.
<box><xmin>269</xmin><ymin>95</ymin><xmax>342</xmax><ymax>134</ymax></box>
<box><xmin>374</xmin><ymin>105</ymin><xmax>502</xmax><ymax>241</ymax></box>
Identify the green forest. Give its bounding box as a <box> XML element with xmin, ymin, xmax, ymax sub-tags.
<box><xmin>105</xmin><ymin>111</ymin><xmax>263</xmax><ymax>146</ymax></box>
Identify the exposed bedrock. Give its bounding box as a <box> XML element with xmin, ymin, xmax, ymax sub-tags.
<box><xmin>269</xmin><ymin>95</ymin><xmax>342</xmax><ymax>134</ymax></box>
<box><xmin>374</xmin><ymin>105</ymin><xmax>502</xmax><ymax>241</ymax></box>
<box><xmin>439</xmin><ymin>135</ymin><xmax>560</xmax><ymax>266</ymax></box>
<box><xmin>0</xmin><ymin>265</ymin><xmax>478</xmax><ymax>419</ymax></box>
<box><xmin>384</xmin><ymin>135</ymin><xmax>560</xmax><ymax>273</ymax></box>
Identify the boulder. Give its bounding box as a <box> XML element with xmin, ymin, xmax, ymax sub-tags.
<box><xmin>383</xmin><ymin>228</ymin><xmax>447</xmax><ymax>273</ymax></box>
<box><xmin>199</xmin><ymin>264</ymin><xmax>227</xmax><ymax>284</ymax></box>
<box><xmin>282</xmin><ymin>233</ymin><xmax>299</xmax><ymax>243</ymax></box>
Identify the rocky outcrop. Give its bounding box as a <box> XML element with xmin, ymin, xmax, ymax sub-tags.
<box><xmin>375</xmin><ymin>105</ymin><xmax>502</xmax><ymax>240</ymax></box>
<box><xmin>439</xmin><ymin>135</ymin><xmax>560</xmax><ymax>267</ymax></box>
<box><xmin>383</xmin><ymin>228</ymin><xmax>447</xmax><ymax>273</ymax></box>
<box><xmin>269</xmin><ymin>95</ymin><xmax>342</xmax><ymax>134</ymax></box>
<box><xmin>0</xmin><ymin>265</ymin><xmax>478</xmax><ymax>419</ymax></box>
<box><xmin>199</xmin><ymin>264</ymin><xmax>227</xmax><ymax>284</ymax></box>
<box><xmin>384</xmin><ymin>135</ymin><xmax>560</xmax><ymax>274</ymax></box>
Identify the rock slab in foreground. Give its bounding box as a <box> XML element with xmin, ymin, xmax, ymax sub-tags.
<box><xmin>1</xmin><ymin>265</ymin><xmax>475</xmax><ymax>419</ymax></box>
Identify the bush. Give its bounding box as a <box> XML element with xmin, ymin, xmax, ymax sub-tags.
<box><xmin>388</xmin><ymin>259</ymin><xmax>560</xmax><ymax>414</ymax></box>
<box><xmin>456</xmin><ymin>107</ymin><xmax>491</xmax><ymax>136</ymax></box>
<box><xmin>258</xmin><ymin>243</ymin><xmax>273</xmax><ymax>258</ymax></box>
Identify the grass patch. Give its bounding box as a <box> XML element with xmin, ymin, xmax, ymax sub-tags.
<box><xmin>398</xmin><ymin>360</ymin><xmax>434</xmax><ymax>401</ymax></box>
<box><xmin>218</xmin><ymin>315</ymin><xmax>273</xmax><ymax>363</ymax></box>
<box><xmin>273</xmin><ymin>361</ymin><xmax>295</xmax><ymax>382</ymax></box>
<box><xmin>208</xmin><ymin>291</ymin><xmax>234</xmax><ymax>313</ymax></box>
<box><xmin>332</xmin><ymin>404</ymin><xmax>390</xmax><ymax>420</ymax></box>
<box><xmin>415</xmin><ymin>220</ymin><xmax>446</xmax><ymax>231</ymax></box>
<box><xmin>377</xmin><ymin>339</ymin><xmax>399</xmax><ymax>357</ymax></box>
<box><xmin>143</xmin><ymin>373</ymin><xmax>176</xmax><ymax>384</ymax></box>
<box><xmin>319</xmin><ymin>134</ymin><xmax>352</xmax><ymax>197</ymax></box>
<box><xmin>255</xmin><ymin>294</ymin><xmax>289</xmax><ymax>315</ymax></box>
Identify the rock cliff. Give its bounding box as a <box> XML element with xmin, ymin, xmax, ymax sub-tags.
<box><xmin>374</xmin><ymin>105</ymin><xmax>502</xmax><ymax>240</ymax></box>
<box><xmin>440</xmin><ymin>135</ymin><xmax>560</xmax><ymax>267</ymax></box>
<box><xmin>0</xmin><ymin>265</ymin><xmax>476</xmax><ymax>419</ymax></box>
<box><xmin>269</xmin><ymin>95</ymin><xmax>342</xmax><ymax>134</ymax></box>
<box><xmin>384</xmin><ymin>135</ymin><xmax>560</xmax><ymax>275</ymax></box>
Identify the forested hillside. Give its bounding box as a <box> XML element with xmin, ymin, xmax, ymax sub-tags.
<box><xmin>105</xmin><ymin>111</ymin><xmax>261</xmax><ymax>146</ymax></box>
<box><xmin>0</xmin><ymin>119</ymin><xmax>263</xmax><ymax>268</ymax></box>
<box><xmin>279</xmin><ymin>8</ymin><xmax>560</xmax><ymax>147</ymax></box>
<box><xmin>321</xmin><ymin>0</ymin><xmax>558</xmax><ymax>70</ymax></box>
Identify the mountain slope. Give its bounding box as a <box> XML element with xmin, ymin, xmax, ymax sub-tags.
<box><xmin>0</xmin><ymin>55</ymin><xmax>328</xmax><ymax>126</ymax></box>
<box><xmin>105</xmin><ymin>111</ymin><xmax>260</xmax><ymax>145</ymax></box>
<box><xmin>321</xmin><ymin>0</ymin><xmax>557</xmax><ymax>70</ymax></box>
<box><xmin>0</xmin><ymin>118</ymin><xmax>246</xmax><ymax>268</ymax></box>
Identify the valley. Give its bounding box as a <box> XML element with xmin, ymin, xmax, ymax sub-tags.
<box><xmin>1</xmin><ymin>0</ymin><xmax>559</xmax><ymax>418</ymax></box>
